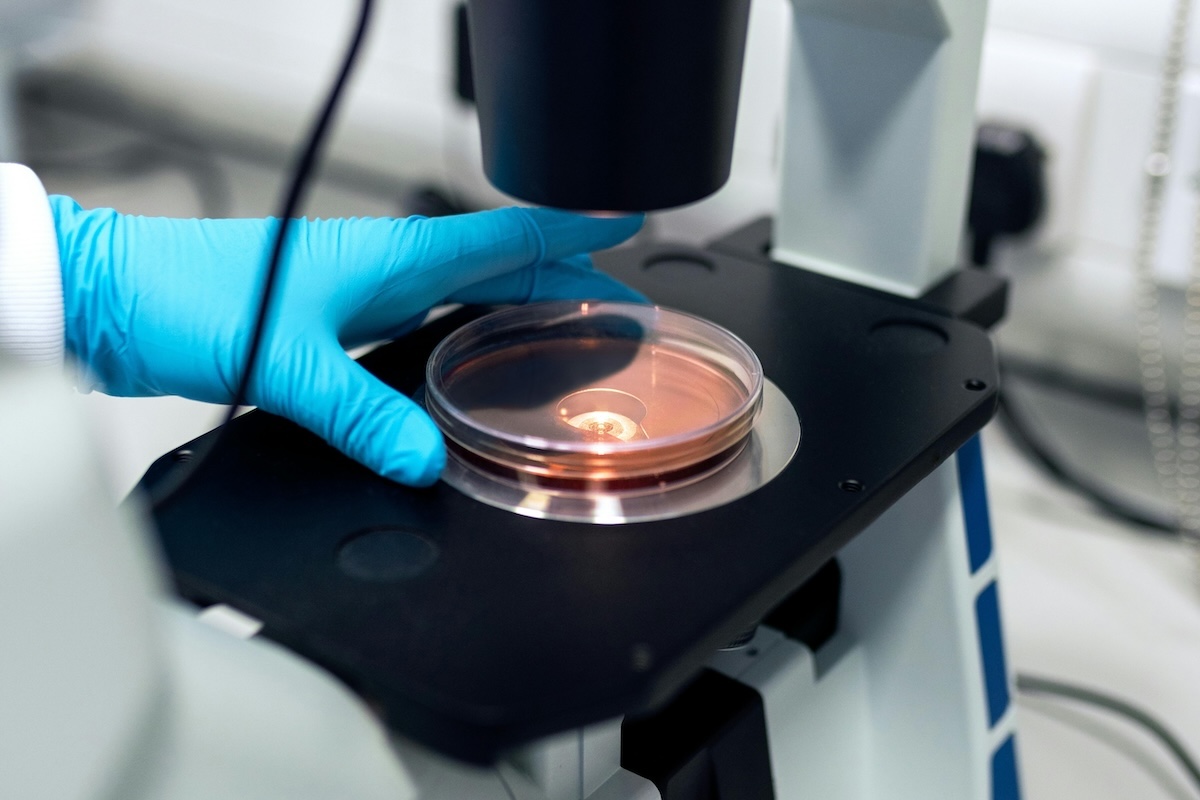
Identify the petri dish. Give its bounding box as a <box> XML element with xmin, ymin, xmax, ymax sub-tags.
<box><xmin>425</xmin><ymin>301</ymin><xmax>764</xmax><ymax>495</ymax></box>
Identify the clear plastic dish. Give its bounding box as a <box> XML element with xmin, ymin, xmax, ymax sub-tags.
<box><xmin>424</xmin><ymin>301</ymin><xmax>764</xmax><ymax>494</ymax></box>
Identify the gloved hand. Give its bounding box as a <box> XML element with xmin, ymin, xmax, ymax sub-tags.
<box><xmin>50</xmin><ymin>198</ymin><xmax>645</xmax><ymax>486</ymax></box>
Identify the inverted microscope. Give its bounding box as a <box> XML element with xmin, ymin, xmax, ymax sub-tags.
<box><xmin>143</xmin><ymin>1</ymin><xmax>1018</xmax><ymax>797</ymax></box>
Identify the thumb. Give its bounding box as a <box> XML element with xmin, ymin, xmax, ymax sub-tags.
<box><xmin>262</xmin><ymin>339</ymin><xmax>446</xmax><ymax>486</ymax></box>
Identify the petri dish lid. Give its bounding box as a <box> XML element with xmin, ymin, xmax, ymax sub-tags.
<box><xmin>425</xmin><ymin>301</ymin><xmax>763</xmax><ymax>492</ymax></box>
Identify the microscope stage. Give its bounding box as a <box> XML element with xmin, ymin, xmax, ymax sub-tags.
<box><xmin>143</xmin><ymin>221</ymin><xmax>1002</xmax><ymax>763</ymax></box>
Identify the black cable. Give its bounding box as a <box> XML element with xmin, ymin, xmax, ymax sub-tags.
<box><xmin>1017</xmin><ymin>673</ymin><xmax>1200</xmax><ymax>795</ymax></box>
<box><xmin>996</xmin><ymin>365</ymin><xmax>1179</xmax><ymax>536</ymax></box>
<box><xmin>221</xmin><ymin>0</ymin><xmax>374</xmax><ymax>426</ymax></box>
<box><xmin>148</xmin><ymin>0</ymin><xmax>375</xmax><ymax>511</ymax></box>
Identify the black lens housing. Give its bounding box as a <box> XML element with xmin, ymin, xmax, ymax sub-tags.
<box><xmin>465</xmin><ymin>0</ymin><xmax>753</xmax><ymax>211</ymax></box>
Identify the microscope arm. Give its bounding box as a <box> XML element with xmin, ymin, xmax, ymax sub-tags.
<box><xmin>774</xmin><ymin>0</ymin><xmax>989</xmax><ymax>297</ymax></box>
<box><xmin>465</xmin><ymin>0</ymin><xmax>988</xmax><ymax>300</ymax></box>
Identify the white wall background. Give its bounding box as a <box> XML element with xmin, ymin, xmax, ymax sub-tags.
<box><xmin>9</xmin><ymin>0</ymin><xmax>1199</xmax><ymax>412</ymax></box>
<box><xmin>40</xmin><ymin>0</ymin><xmax>461</xmax><ymax>184</ymax></box>
<box><xmin>24</xmin><ymin>0</ymin><xmax>1200</xmax><ymax>270</ymax></box>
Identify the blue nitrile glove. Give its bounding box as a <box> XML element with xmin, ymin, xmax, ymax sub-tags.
<box><xmin>50</xmin><ymin>198</ymin><xmax>645</xmax><ymax>486</ymax></box>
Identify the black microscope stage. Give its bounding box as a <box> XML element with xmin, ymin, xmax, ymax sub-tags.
<box><xmin>142</xmin><ymin>219</ymin><xmax>1004</xmax><ymax>763</ymax></box>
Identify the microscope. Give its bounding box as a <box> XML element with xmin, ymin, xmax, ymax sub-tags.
<box><xmin>141</xmin><ymin>1</ymin><xmax>1018</xmax><ymax>798</ymax></box>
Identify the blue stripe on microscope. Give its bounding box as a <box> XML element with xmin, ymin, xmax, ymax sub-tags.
<box><xmin>957</xmin><ymin>434</ymin><xmax>993</xmax><ymax>574</ymax></box>
<box><xmin>976</xmin><ymin>582</ymin><xmax>1010</xmax><ymax>728</ymax></box>
<box><xmin>991</xmin><ymin>735</ymin><xmax>1021</xmax><ymax>800</ymax></box>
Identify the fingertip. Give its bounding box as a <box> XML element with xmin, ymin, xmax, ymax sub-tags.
<box><xmin>606</xmin><ymin>211</ymin><xmax>646</xmax><ymax>238</ymax></box>
<box><xmin>382</xmin><ymin>411</ymin><xmax>446</xmax><ymax>487</ymax></box>
<box><xmin>597</xmin><ymin>213</ymin><xmax>645</xmax><ymax>248</ymax></box>
<box><xmin>576</xmin><ymin>210</ymin><xmax>645</xmax><ymax>237</ymax></box>
<box><xmin>520</xmin><ymin>207</ymin><xmax>645</xmax><ymax>261</ymax></box>
<box><xmin>410</xmin><ymin>442</ymin><xmax>447</xmax><ymax>487</ymax></box>
<box><xmin>276</xmin><ymin>344</ymin><xmax>450</xmax><ymax>488</ymax></box>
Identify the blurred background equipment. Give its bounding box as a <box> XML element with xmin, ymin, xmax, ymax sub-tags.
<box><xmin>967</xmin><ymin>123</ymin><xmax>1046</xmax><ymax>268</ymax></box>
<box><xmin>0</xmin><ymin>0</ymin><xmax>79</xmax><ymax>159</ymax></box>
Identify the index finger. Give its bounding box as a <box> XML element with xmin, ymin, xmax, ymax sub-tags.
<box><xmin>398</xmin><ymin>208</ymin><xmax>644</xmax><ymax>299</ymax></box>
